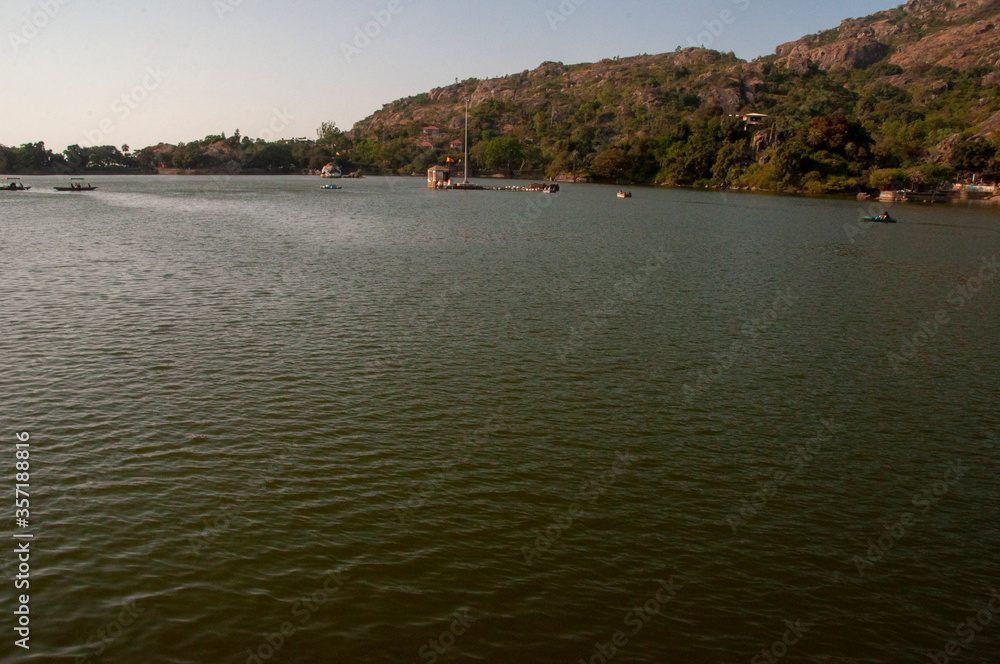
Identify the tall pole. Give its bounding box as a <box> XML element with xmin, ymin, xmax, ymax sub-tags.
<box><xmin>464</xmin><ymin>99</ymin><xmax>469</xmax><ymax>184</ymax></box>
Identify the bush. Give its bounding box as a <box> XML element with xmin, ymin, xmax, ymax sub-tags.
<box><xmin>869</xmin><ymin>168</ymin><xmax>906</xmax><ymax>190</ymax></box>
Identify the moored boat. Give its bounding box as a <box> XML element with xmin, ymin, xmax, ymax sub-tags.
<box><xmin>54</xmin><ymin>177</ymin><xmax>97</xmax><ymax>192</ymax></box>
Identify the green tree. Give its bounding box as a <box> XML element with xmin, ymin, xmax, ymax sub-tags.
<box><xmin>949</xmin><ymin>136</ymin><xmax>996</xmax><ymax>173</ymax></box>
<box><xmin>474</xmin><ymin>137</ymin><xmax>525</xmax><ymax>174</ymax></box>
<box><xmin>317</xmin><ymin>121</ymin><xmax>341</xmax><ymax>145</ymax></box>
<box><xmin>591</xmin><ymin>147</ymin><xmax>629</xmax><ymax>181</ymax></box>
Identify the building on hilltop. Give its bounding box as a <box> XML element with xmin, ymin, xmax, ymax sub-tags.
<box><xmin>738</xmin><ymin>113</ymin><xmax>770</xmax><ymax>127</ymax></box>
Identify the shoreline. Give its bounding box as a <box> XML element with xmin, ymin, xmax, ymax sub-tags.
<box><xmin>6</xmin><ymin>172</ymin><xmax>998</xmax><ymax>205</ymax></box>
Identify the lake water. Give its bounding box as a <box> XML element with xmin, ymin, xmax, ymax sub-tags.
<box><xmin>1</xmin><ymin>175</ymin><xmax>998</xmax><ymax>663</ymax></box>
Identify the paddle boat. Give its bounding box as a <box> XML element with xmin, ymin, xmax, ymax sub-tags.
<box><xmin>617</xmin><ymin>190</ymin><xmax>632</xmax><ymax>199</ymax></box>
<box><xmin>322</xmin><ymin>184</ymin><xmax>342</xmax><ymax>190</ymax></box>
<box><xmin>1</xmin><ymin>177</ymin><xmax>30</xmax><ymax>191</ymax></box>
<box><xmin>863</xmin><ymin>212</ymin><xmax>896</xmax><ymax>223</ymax></box>
<box><xmin>54</xmin><ymin>177</ymin><xmax>97</xmax><ymax>192</ymax></box>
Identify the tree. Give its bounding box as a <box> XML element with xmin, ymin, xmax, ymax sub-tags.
<box><xmin>712</xmin><ymin>139</ymin><xmax>753</xmax><ymax>185</ymax></box>
<box><xmin>591</xmin><ymin>147</ymin><xmax>629</xmax><ymax>181</ymax></box>
<box><xmin>13</xmin><ymin>142</ymin><xmax>54</xmax><ymax>172</ymax></box>
<box><xmin>950</xmin><ymin>136</ymin><xmax>996</xmax><ymax>174</ymax></box>
<box><xmin>63</xmin><ymin>144</ymin><xmax>91</xmax><ymax>171</ymax></box>
<box><xmin>474</xmin><ymin>137</ymin><xmax>524</xmax><ymax>174</ymax></box>
<box><xmin>317</xmin><ymin>121</ymin><xmax>341</xmax><ymax>145</ymax></box>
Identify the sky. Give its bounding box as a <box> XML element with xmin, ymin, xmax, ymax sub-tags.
<box><xmin>0</xmin><ymin>0</ymin><xmax>902</xmax><ymax>152</ymax></box>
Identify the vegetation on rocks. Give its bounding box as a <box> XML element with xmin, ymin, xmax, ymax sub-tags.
<box><xmin>4</xmin><ymin>0</ymin><xmax>1000</xmax><ymax>193</ymax></box>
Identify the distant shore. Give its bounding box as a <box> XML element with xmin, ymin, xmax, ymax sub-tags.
<box><xmin>7</xmin><ymin>171</ymin><xmax>999</xmax><ymax>205</ymax></box>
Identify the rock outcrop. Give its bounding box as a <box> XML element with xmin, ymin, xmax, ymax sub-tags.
<box><xmin>773</xmin><ymin>0</ymin><xmax>1000</xmax><ymax>73</ymax></box>
<box><xmin>351</xmin><ymin>0</ymin><xmax>1000</xmax><ymax>151</ymax></box>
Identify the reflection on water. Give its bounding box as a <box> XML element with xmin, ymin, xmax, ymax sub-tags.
<box><xmin>0</xmin><ymin>176</ymin><xmax>998</xmax><ymax>663</ymax></box>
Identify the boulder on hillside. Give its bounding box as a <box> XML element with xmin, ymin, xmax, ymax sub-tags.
<box><xmin>977</xmin><ymin>109</ymin><xmax>1000</xmax><ymax>136</ymax></box>
<box><xmin>777</xmin><ymin>37</ymin><xmax>889</xmax><ymax>73</ymax></box>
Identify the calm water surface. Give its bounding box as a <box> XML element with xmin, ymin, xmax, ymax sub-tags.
<box><xmin>1</xmin><ymin>175</ymin><xmax>998</xmax><ymax>663</ymax></box>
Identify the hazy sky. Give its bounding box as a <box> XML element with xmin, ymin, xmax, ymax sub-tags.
<box><xmin>0</xmin><ymin>0</ymin><xmax>901</xmax><ymax>152</ymax></box>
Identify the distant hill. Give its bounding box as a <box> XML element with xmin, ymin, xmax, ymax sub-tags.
<box><xmin>346</xmin><ymin>0</ymin><xmax>1000</xmax><ymax>191</ymax></box>
<box><xmin>5</xmin><ymin>0</ymin><xmax>999</xmax><ymax>190</ymax></box>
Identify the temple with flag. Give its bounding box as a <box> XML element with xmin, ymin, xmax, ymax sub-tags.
<box><xmin>427</xmin><ymin>165</ymin><xmax>451</xmax><ymax>188</ymax></box>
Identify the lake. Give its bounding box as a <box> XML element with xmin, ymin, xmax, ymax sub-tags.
<box><xmin>1</xmin><ymin>175</ymin><xmax>998</xmax><ymax>663</ymax></box>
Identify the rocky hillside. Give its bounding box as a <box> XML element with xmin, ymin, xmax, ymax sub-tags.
<box><xmin>774</xmin><ymin>0</ymin><xmax>1000</xmax><ymax>74</ymax></box>
<box><xmin>354</xmin><ymin>0</ymin><xmax>1000</xmax><ymax>143</ymax></box>
<box><xmin>8</xmin><ymin>0</ymin><xmax>999</xmax><ymax>187</ymax></box>
<box><xmin>346</xmin><ymin>0</ymin><xmax>1000</xmax><ymax>190</ymax></box>
<box><xmin>353</xmin><ymin>49</ymin><xmax>754</xmax><ymax>139</ymax></box>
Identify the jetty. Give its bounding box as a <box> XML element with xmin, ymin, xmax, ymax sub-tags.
<box><xmin>427</xmin><ymin>100</ymin><xmax>558</xmax><ymax>194</ymax></box>
<box><xmin>879</xmin><ymin>182</ymin><xmax>996</xmax><ymax>204</ymax></box>
<box><xmin>427</xmin><ymin>166</ymin><xmax>558</xmax><ymax>192</ymax></box>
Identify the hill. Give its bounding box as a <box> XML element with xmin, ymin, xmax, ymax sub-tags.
<box><xmin>345</xmin><ymin>0</ymin><xmax>1000</xmax><ymax>191</ymax></box>
<box><xmin>3</xmin><ymin>0</ymin><xmax>999</xmax><ymax>190</ymax></box>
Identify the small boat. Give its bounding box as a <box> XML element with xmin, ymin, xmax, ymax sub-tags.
<box><xmin>863</xmin><ymin>214</ymin><xmax>896</xmax><ymax>223</ymax></box>
<box><xmin>617</xmin><ymin>191</ymin><xmax>632</xmax><ymax>199</ymax></box>
<box><xmin>322</xmin><ymin>184</ymin><xmax>342</xmax><ymax>190</ymax></box>
<box><xmin>54</xmin><ymin>177</ymin><xmax>97</xmax><ymax>192</ymax></box>
<box><xmin>1</xmin><ymin>177</ymin><xmax>30</xmax><ymax>191</ymax></box>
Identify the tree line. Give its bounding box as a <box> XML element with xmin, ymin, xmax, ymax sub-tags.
<box><xmin>4</xmin><ymin>59</ymin><xmax>1000</xmax><ymax>191</ymax></box>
